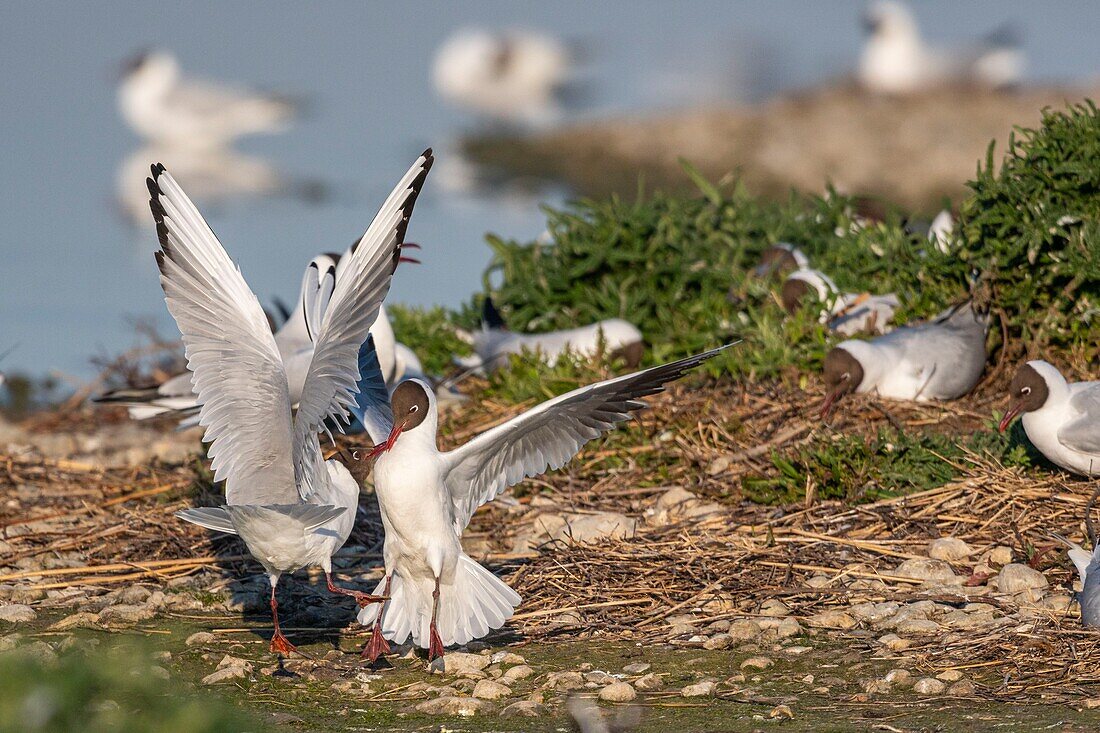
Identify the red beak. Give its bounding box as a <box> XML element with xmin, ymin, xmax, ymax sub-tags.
<box><xmin>998</xmin><ymin>403</ymin><xmax>1022</xmax><ymax>433</ymax></box>
<box><xmin>820</xmin><ymin>390</ymin><xmax>841</xmax><ymax>421</ymax></box>
<box><xmin>365</xmin><ymin>419</ymin><xmax>406</xmax><ymax>460</ymax></box>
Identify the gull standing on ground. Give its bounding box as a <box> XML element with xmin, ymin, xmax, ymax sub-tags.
<box><xmin>118</xmin><ymin>49</ymin><xmax>297</xmax><ymax>149</ymax></box>
<box><xmin>1050</xmin><ymin>486</ymin><xmax>1100</xmax><ymax>628</ymax></box>
<box><xmin>152</xmin><ymin>150</ymin><xmax>433</xmax><ymax>654</ymax></box>
<box><xmin>780</xmin><ymin>269</ymin><xmax>899</xmax><ymax>336</ymax></box>
<box><xmin>454</xmin><ymin>297</ymin><xmax>644</xmax><ymax>374</ymax></box>
<box><xmin>356</xmin><ymin>344</ymin><xmax>733</xmax><ymax>662</ymax></box>
<box><xmin>998</xmin><ymin>361</ymin><xmax>1100</xmax><ymax>477</ymax></box>
<box><xmin>821</xmin><ymin>301</ymin><xmax>987</xmax><ymax>416</ymax></box>
<box><xmin>859</xmin><ymin>0</ymin><xmax>1024</xmax><ymax>94</ymax></box>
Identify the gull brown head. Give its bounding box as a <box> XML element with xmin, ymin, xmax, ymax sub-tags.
<box><xmin>367</xmin><ymin>381</ymin><xmax>431</xmax><ymax>460</ymax></box>
<box><xmin>999</xmin><ymin>363</ymin><xmax>1049</xmax><ymax>432</ymax></box>
<box><xmin>754</xmin><ymin>246</ymin><xmax>801</xmax><ymax>278</ymax></box>
<box><xmin>780</xmin><ymin>278</ymin><xmax>814</xmax><ymax>315</ymax></box>
<box><xmin>821</xmin><ymin>347</ymin><xmax>864</xmax><ymax>419</ymax></box>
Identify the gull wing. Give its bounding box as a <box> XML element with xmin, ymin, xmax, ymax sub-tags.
<box><xmin>1059</xmin><ymin>383</ymin><xmax>1100</xmax><ymax>454</ymax></box>
<box><xmin>440</xmin><ymin>344</ymin><xmax>734</xmax><ymax>532</ymax></box>
<box><xmin>150</xmin><ymin>165</ymin><xmax>296</xmax><ymax>505</ymax></box>
<box><xmin>291</xmin><ymin>151</ymin><xmax>432</xmax><ymax>495</ymax></box>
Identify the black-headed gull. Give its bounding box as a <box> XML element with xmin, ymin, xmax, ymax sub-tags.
<box><xmin>780</xmin><ymin>269</ymin><xmax>899</xmax><ymax>336</ymax></box>
<box><xmin>154</xmin><ymin>149</ymin><xmax>433</xmax><ymax>654</ymax></box>
<box><xmin>455</xmin><ymin>297</ymin><xmax>644</xmax><ymax>374</ymax></box>
<box><xmin>354</xmin><ymin>344</ymin><xmax>733</xmax><ymax>662</ymax></box>
<box><xmin>118</xmin><ymin>49</ymin><xmax>296</xmax><ymax>148</ymax></box>
<box><xmin>431</xmin><ymin>28</ymin><xmax>574</xmax><ymax>127</ymax></box>
<box><xmin>821</xmin><ymin>301</ymin><xmax>987</xmax><ymax>416</ymax></box>
<box><xmin>998</xmin><ymin>361</ymin><xmax>1100</xmax><ymax>477</ymax></box>
<box><xmin>1050</xmin><ymin>487</ymin><xmax>1100</xmax><ymax>628</ymax></box>
<box><xmin>859</xmin><ymin>1</ymin><xmax>1023</xmax><ymax>94</ymax></box>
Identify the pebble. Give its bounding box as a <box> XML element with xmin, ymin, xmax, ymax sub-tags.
<box><xmin>542</xmin><ymin>671</ymin><xmax>584</xmax><ymax>690</ymax></box>
<box><xmin>997</xmin><ymin>564</ymin><xmax>1049</xmax><ymax>599</ymax></box>
<box><xmin>680</xmin><ymin>681</ymin><xmax>718</xmax><ymax>698</ymax></box>
<box><xmin>49</xmin><ymin>612</ymin><xmax>99</xmax><ymax>631</ymax></box>
<box><xmin>502</xmin><ymin>664</ymin><xmax>535</xmax><ymax>682</ymax></box>
<box><xmin>703</xmin><ymin>634</ymin><xmax>732</xmax><ymax>650</ymax></box>
<box><xmin>415</xmin><ymin>696</ymin><xmax>493</xmax><ymax>716</ymax></box>
<box><xmin>668</xmin><ymin>623</ymin><xmax>696</xmax><ymax>637</ymax></box>
<box><xmin>928</xmin><ymin>537</ymin><xmax>972</xmax><ymax>561</ymax></box>
<box><xmin>97</xmin><ymin>604</ymin><xmax>155</xmax><ymax>626</ymax></box>
<box><xmin>784</xmin><ymin>646</ymin><xmax>812</xmax><ymax>656</ymax></box>
<box><xmin>877</xmin><ymin>634</ymin><xmax>914</xmax><ymax>651</ymax></box>
<box><xmin>490</xmin><ymin>651</ymin><xmax>526</xmax><ymax>665</ymax></box>
<box><xmin>774</xmin><ymin>617</ymin><xmax>802</xmax><ymax>638</ymax></box>
<box><xmin>936</xmin><ymin>669</ymin><xmax>964</xmax><ymax>682</ymax></box>
<box><xmin>442</xmin><ymin>652</ymin><xmax>492</xmax><ymax>675</ymax></box>
<box><xmin>895</xmin><ymin>618</ymin><xmax>941</xmax><ymax>635</ymax></box>
<box><xmin>986</xmin><ymin>546</ymin><xmax>1014</xmax><ymax>566</ymax></box>
<box><xmin>500</xmin><ymin>701</ymin><xmax>547</xmax><ymax>718</ymax></box>
<box><xmin>201</xmin><ymin>666</ymin><xmax>248</xmax><ymax>685</ymax></box>
<box><xmin>584</xmin><ymin>671</ymin><xmax>616</xmax><ymax>684</ymax></box>
<box><xmin>635</xmin><ymin>673</ymin><xmax>663</xmax><ymax>691</ymax></box>
<box><xmin>185</xmin><ymin>631</ymin><xmax>216</xmax><ymax>646</ymax></box>
<box><xmin>849</xmin><ymin>602</ymin><xmax>900</xmax><ymax>624</ymax></box>
<box><xmin>727</xmin><ymin>619</ymin><xmax>763</xmax><ymax>640</ymax></box>
<box><xmin>884</xmin><ymin>669</ymin><xmax>912</xmax><ymax>687</ymax></box>
<box><xmin>894</xmin><ymin>558</ymin><xmax>957</xmax><ymax>583</ymax></box>
<box><xmin>806</xmin><ymin>610</ymin><xmax>857</xmax><ymax>629</ymax></box>
<box><xmin>769</xmin><ymin>704</ymin><xmax>794</xmax><ymax>720</ymax></box>
<box><xmin>622</xmin><ymin>662</ymin><xmax>650</xmax><ymax>674</ymax></box>
<box><xmin>599</xmin><ymin>681</ymin><xmax>637</xmax><ymax>702</ymax></box>
<box><xmin>472</xmin><ymin>679</ymin><xmax>511</xmax><ymax>700</ymax></box>
<box><xmin>149</xmin><ymin>666</ymin><xmax>171</xmax><ymax>681</ymax></box>
<box><xmin>759</xmin><ymin>599</ymin><xmax>790</xmax><ymax>617</ymax></box>
<box><xmin>947</xmin><ymin>680</ymin><xmax>977</xmax><ymax>696</ymax></box>
<box><xmin>15</xmin><ymin>641</ymin><xmax>58</xmax><ymax>665</ymax></box>
<box><xmin>912</xmin><ymin>677</ymin><xmax>946</xmax><ymax>695</ymax></box>
<box><xmin>0</xmin><ymin>604</ymin><xmax>37</xmax><ymax>623</ymax></box>
<box><xmin>739</xmin><ymin>656</ymin><xmax>774</xmax><ymax>671</ymax></box>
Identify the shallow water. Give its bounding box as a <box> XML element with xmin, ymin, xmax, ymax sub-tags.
<box><xmin>2</xmin><ymin>1</ymin><xmax>1099</xmax><ymax>377</ymax></box>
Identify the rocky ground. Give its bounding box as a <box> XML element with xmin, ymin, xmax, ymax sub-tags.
<box><xmin>465</xmin><ymin>84</ymin><xmax>1100</xmax><ymax>213</ymax></box>
<box><xmin>2</xmin><ymin>378</ymin><xmax>1100</xmax><ymax>731</ymax></box>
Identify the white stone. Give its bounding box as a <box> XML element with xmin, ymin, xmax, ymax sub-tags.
<box><xmin>599</xmin><ymin>681</ymin><xmax>637</xmax><ymax>702</ymax></box>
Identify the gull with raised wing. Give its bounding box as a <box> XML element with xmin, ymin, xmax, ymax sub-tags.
<box><xmin>97</xmin><ymin>257</ymin><xmax>414</xmax><ymax>427</ymax></box>
<box><xmin>998</xmin><ymin>361</ymin><xmax>1100</xmax><ymax>477</ymax></box>
<box><xmin>780</xmin><ymin>269</ymin><xmax>899</xmax><ymax>336</ymax></box>
<box><xmin>821</xmin><ymin>301</ymin><xmax>987</xmax><ymax>417</ymax></box>
<box><xmin>150</xmin><ymin>149</ymin><xmax>433</xmax><ymax>654</ymax></box>
<box><xmin>355</xmin><ymin>343</ymin><xmax>733</xmax><ymax>663</ymax></box>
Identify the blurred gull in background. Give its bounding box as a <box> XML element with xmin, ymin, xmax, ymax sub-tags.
<box><xmin>859</xmin><ymin>0</ymin><xmax>1024</xmax><ymax>94</ymax></box>
<box><xmin>115</xmin><ymin>50</ymin><xmax>316</xmax><ymax>226</ymax></box>
<box><xmin>432</xmin><ymin>27</ymin><xmax>576</xmax><ymax>128</ymax></box>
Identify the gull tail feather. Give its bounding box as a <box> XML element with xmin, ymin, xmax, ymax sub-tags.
<box><xmin>176</xmin><ymin>507</ymin><xmax>238</xmax><ymax>535</ymax></box>
<box><xmin>358</xmin><ymin>554</ymin><xmax>520</xmax><ymax>648</ymax></box>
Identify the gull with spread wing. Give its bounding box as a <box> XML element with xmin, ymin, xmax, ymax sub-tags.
<box><xmin>149</xmin><ymin>150</ymin><xmax>433</xmax><ymax>655</ymax></box>
<box><xmin>354</xmin><ymin>344</ymin><xmax>733</xmax><ymax>663</ymax></box>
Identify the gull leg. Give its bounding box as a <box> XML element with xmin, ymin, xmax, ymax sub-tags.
<box><xmin>362</xmin><ymin>574</ymin><xmax>393</xmax><ymax>662</ymax></box>
<box><xmin>268</xmin><ymin>575</ymin><xmax>297</xmax><ymax>656</ymax></box>
<box><xmin>428</xmin><ymin>575</ymin><xmax>444</xmax><ymax>661</ymax></box>
<box><xmin>325</xmin><ymin>571</ymin><xmax>388</xmax><ymax>608</ymax></box>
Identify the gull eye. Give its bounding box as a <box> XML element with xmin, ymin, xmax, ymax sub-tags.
<box><xmin>409</xmin><ymin>404</ymin><xmax>419</xmax><ymax>413</ymax></box>
<box><xmin>842</xmin><ymin>372</ymin><xmax>850</xmax><ymax>381</ymax></box>
<box><xmin>1021</xmin><ymin>387</ymin><xmax>1031</xmax><ymax>396</ymax></box>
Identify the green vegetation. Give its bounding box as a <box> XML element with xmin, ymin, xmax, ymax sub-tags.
<box><xmin>742</xmin><ymin>425</ymin><xmax>1032</xmax><ymax>505</ymax></box>
<box><xmin>0</xmin><ymin>643</ymin><xmax>258</xmax><ymax>733</ymax></box>
<box><xmin>958</xmin><ymin>101</ymin><xmax>1100</xmax><ymax>354</ymax></box>
<box><xmin>393</xmin><ymin>102</ymin><xmax>1100</xmax><ymax>391</ymax></box>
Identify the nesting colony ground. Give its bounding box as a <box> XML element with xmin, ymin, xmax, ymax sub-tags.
<box><xmin>2</xmin><ymin>369</ymin><xmax>1099</xmax><ymax>731</ymax></box>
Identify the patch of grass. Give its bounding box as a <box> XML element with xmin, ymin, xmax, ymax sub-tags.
<box><xmin>742</xmin><ymin>425</ymin><xmax>1027</xmax><ymax>505</ymax></box>
<box><xmin>0</xmin><ymin>642</ymin><xmax>259</xmax><ymax>733</ymax></box>
<box><xmin>959</xmin><ymin>100</ymin><xmax>1100</xmax><ymax>355</ymax></box>
<box><xmin>386</xmin><ymin>304</ymin><xmax>473</xmax><ymax>376</ymax></box>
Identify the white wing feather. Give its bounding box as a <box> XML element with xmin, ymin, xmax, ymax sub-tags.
<box><xmin>291</xmin><ymin>151</ymin><xmax>433</xmax><ymax>494</ymax></box>
<box><xmin>1060</xmin><ymin>383</ymin><xmax>1100</xmax><ymax>454</ymax></box>
<box><xmin>150</xmin><ymin>165</ymin><xmax>297</xmax><ymax>506</ymax></box>
<box><xmin>441</xmin><ymin>345</ymin><xmax>732</xmax><ymax>532</ymax></box>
